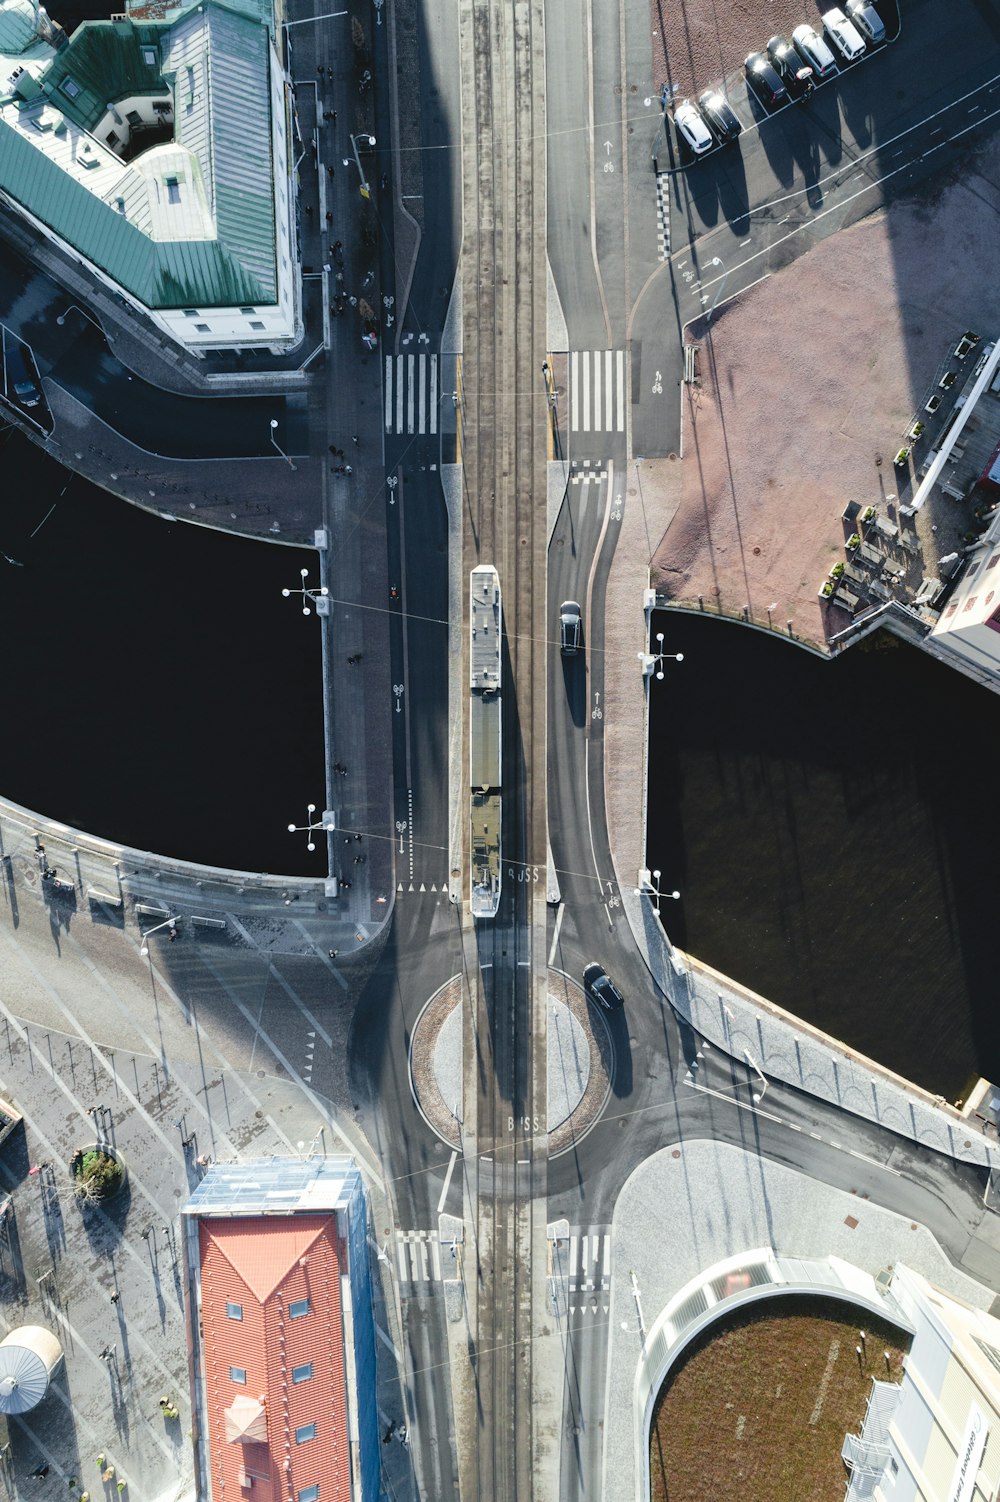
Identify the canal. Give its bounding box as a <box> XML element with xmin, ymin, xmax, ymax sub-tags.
<box><xmin>646</xmin><ymin>610</ymin><xmax>997</xmax><ymax>1102</ymax></box>
<box><xmin>0</xmin><ymin>434</ymin><xmax>325</xmax><ymax>876</ymax></box>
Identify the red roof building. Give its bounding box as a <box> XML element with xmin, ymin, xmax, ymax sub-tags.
<box><xmin>183</xmin><ymin>1160</ymin><xmax>380</xmax><ymax>1502</ymax></box>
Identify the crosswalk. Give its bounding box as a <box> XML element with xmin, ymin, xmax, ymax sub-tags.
<box><xmin>562</xmin><ymin>1229</ymin><xmax>611</xmax><ymax>1291</ymax></box>
<box><xmin>395</xmin><ymin>1226</ymin><xmax>610</xmax><ymax>1295</ymax></box>
<box><xmin>395</xmin><ymin>1229</ymin><xmax>450</xmax><ymax>1283</ymax></box>
<box><xmin>655</xmin><ymin>172</ymin><xmax>671</xmax><ymax>260</ymax></box>
<box><xmin>384</xmin><ymin>353</ymin><xmax>439</xmax><ymax>435</ymax></box>
<box><xmin>569</xmin><ymin>350</ymin><xmax>626</xmax><ymax>434</ymax></box>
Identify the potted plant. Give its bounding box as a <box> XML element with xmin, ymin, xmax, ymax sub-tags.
<box><xmin>894</xmin><ymin>448</ymin><xmax>910</xmax><ymax>467</ymax></box>
<box><xmin>860</xmin><ymin>506</ymin><xmax>875</xmax><ymax>524</ymax></box>
<box><xmin>819</xmin><ymin>580</ymin><xmax>834</xmax><ymax>599</ymax></box>
<box><xmin>847</xmin><ymin>533</ymin><xmax>861</xmax><ymax>551</ymax></box>
<box><xmin>831</xmin><ymin>561</ymin><xmax>845</xmax><ymax>578</ymax></box>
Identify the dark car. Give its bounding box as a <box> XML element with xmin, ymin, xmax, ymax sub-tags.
<box><xmin>7</xmin><ymin>343</ymin><xmax>41</xmax><ymax>408</ymax></box>
<box><xmin>766</xmin><ymin>35</ymin><xmax>815</xmax><ymax>98</ymax></box>
<box><xmin>559</xmin><ymin>600</ymin><xmax>582</xmax><ymax>655</ymax></box>
<box><xmin>744</xmin><ymin>51</ymin><xmax>789</xmax><ymax>108</ymax></box>
<box><xmin>696</xmin><ymin>89</ymin><xmax>743</xmax><ymax>144</ymax></box>
<box><xmin>584</xmin><ymin>962</ymin><xmax>625</xmax><ymax>1012</ymax></box>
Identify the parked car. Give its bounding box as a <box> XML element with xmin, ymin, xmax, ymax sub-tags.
<box><xmin>672</xmin><ymin>99</ymin><xmax>714</xmax><ymax>155</ymax></box>
<box><xmin>559</xmin><ymin>600</ymin><xmax>582</xmax><ymax>655</ymax></box>
<box><xmin>766</xmin><ymin>35</ymin><xmax>815</xmax><ymax>98</ymax></box>
<box><xmin>697</xmin><ymin>89</ymin><xmax>743</xmax><ymax>143</ymax></box>
<box><xmin>791</xmin><ymin>23</ymin><xmax>838</xmax><ymax>78</ymax></box>
<box><xmin>846</xmin><ymin>0</ymin><xmax>885</xmax><ymax>44</ymax></box>
<box><xmin>7</xmin><ymin>343</ymin><xmax>41</xmax><ymax>408</ymax></box>
<box><xmin>822</xmin><ymin>6</ymin><xmax>867</xmax><ymax>61</ymax></box>
<box><xmin>744</xmin><ymin>52</ymin><xmax>788</xmax><ymax>108</ymax></box>
<box><xmin>584</xmin><ymin>963</ymin><xmax>625</xmax><ymax>1012</ymax></box>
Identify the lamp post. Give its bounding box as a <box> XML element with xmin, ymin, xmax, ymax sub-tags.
<box><xmin>269</xmin><ymin>419</ymin><xmax>297</xmax><ymax>471</ymax></box>
<box><xmin>743</xmin><ymin>1049</ymin><xmax>768</xmax><ymax>1105</ymax></box>
<box><xmin>634</xmin><ymin>868</ymin><xmax>680</xmax><ymax>915</ymax></box>
<box><xmin>651</xmin><ymin>632</ymin><xmax>684</xmax><ymax>678</ymax></box>
<box><xmin>651</xmin><ymin>83</ymin><xmax>670</xmax><ymax>166</ymax></box>
<box><xmin>348</xmin><ymin>134</ymin><xmax>376</xmax><ymax>198</ymax></box>
<box><xmin>287</xmin><ymin>804</ymin><xmax>335</xmax><ymax>852</ymax></box>
<box><xmin>55</xmin><ymin>303</ymin><xmax>104</xmax><ymax>333</ymax></box>
<box><xmin>282</xmin><ymin>567</ymin><xmax>329</xmax><ymax>616</ymax></box>
<box><xmin>139</xmin><ymin>915</ymin><xmax>178</xmax><ymax>956</ymax></box>
<box><xmin>705</xmin><ymin>256</ymin><xmax>730</xmax><ymax>325</ymax></box>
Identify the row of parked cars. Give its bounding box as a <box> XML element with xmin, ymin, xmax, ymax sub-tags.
<box><xmin>672</xmin><ymin>1</ymin><xmax>886</xmax><ymax>156</ymax></box>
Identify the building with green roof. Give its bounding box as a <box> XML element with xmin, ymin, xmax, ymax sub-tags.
<box><xmin>0</xmin><ymin>0</ymin><xmax>300</xmax><ymax>353</ymax></box>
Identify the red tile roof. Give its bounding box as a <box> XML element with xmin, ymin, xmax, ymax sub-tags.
<box><xmin>199</xmin><ymin>1216</ymin><xmax>353</xmax><ymax>1502</ymax></box>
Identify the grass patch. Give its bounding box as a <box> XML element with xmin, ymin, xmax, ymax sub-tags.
<box><xmin>649</xmin><ymin>1295</ymin><xmax>909</xmax><ymax>1502</ymax></box>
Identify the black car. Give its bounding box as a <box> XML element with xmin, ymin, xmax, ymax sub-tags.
<box><xmin>583</xmin><ymin>962</ymin><xmax>625</xmax><ymax>1012</ymax></box>
<box><xmin>744</xmin><ymin>52</ymin><xmax>788</xmax><ymax>108</ymax></box>
<box><xmin>696</xmin><ymin>89</ymin><xmax>743</xmax><ymax>144</ymax></box>
<box><xmin>766</xmin><ymin>35</ymin><xmax>815</xmax><ymax>99</ymax></box>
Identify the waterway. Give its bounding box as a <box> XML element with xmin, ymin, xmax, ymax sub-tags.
<box><xmin>0</xmin><ymin>433</ymin><xmax>325</xmax><ymax>876</ymax></box>
<box><xmin>646</xmin><ymin>610</ymin><xmax>997</xmax><ymax>1102</ymax></box>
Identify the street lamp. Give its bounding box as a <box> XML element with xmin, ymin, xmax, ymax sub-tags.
<box><xmin>652</xmin><ymin>632</ymin><xmax>684</xmax><ymax>678</ymax></box>
<box><xmin>651</xmin><ymin>83</ymin><xmax>670</xmax><ymax>165</ymax></box>
<box><xmin>705</xmin><ymin>256</ymin><xmax>730</xmax><ymax>325</ymax></box>
<box><xmin>743</xmin><ymin>1049</ymin><xmax>768</xmax><ymax>1105</ymax></box>
<box><xmin>55</xmin><ymin>303</ymin><xmax>104</xmax><ymax>333</ymax></box>
<box><xmin>269</xmin><ymin>418</ymin><xmax>297</xmax><ymax>471</ymax></box>
<box><xmin>348</xmin><ymin>133</ymin><xmax>376</xmax><ymax>198</ymax></box>
<box><xmin>287</xmin><ymin>804</ymin><xmax>335</xmax><ymax>852</ymax></box>
<box><xmin>139</xmin><ymin>915</ymin><xmax>178</xmax><ymax>956</ymax></box>
<box><xmin>634</xmin><ymin>869</ymin><xmax>680</xmax><ymax>915</ymax></box>
<box><xmin>282</xmin><ymin>567</ymin><xmax>329</xmax><ymax>616</ymax></box>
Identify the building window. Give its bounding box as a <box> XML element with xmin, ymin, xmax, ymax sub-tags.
<box><xmin>153</xmin><ymin>100</ymin><xmax>172</xmax><ymax>115</ymax></box>
<box><xmin>226</xmin><ymin>1301</ymin><xmax>243</xmax><ymax>1320</ymax></box>
<box><xmin>126</xmin><ymin>109</ymin><xmax>142</xmax><ymax>125</ymax></box>
<box><xmin>142</xmin><ymin>46</ymin><xmax>157</xmax><ymax>64</ymax></box>
<box><xmin>988</xmin><ymin>554</ymin><xmax>1000</xmax><ymax>571</ymax></box>
<box><xmin>889</xmin><ymin>1457</ymin><xmax>898</xmax><ymax>1478</ymax></box>
<box><xmin>291</xmin><ymin>1362</ymin><xmax>314</xmax><ymax>1384</ymax></box>
<box><xmin>966</xmin><ymin>562</ymin><xmax>981</xmax><ymax>580</ymax></box>
<box><xmin>298</xmin><ymin>1488</ymin><xmax>319</xmax><ymax>1502</ymax></box>
<box><xmin>106</xmin><ymin>130</ymin><xmax>119</xmax><ymax>147</ymax></box>
<box><xmin>195</xmin><ymin>323</ymin><xmax>210</xmax><ymax>332</ymax></box>
<box><xmin>230</xmin><ymin>1366</ymin><xmax>247</xmax><ymax>1384</ymax></box>
<box><xmin>250</xmin><ymin>321</ymin><xmax>266</xmax><ymax>331</ymax></box>
<box><xmin>289</xmin><ymin>1298</ymin><xmax>311</xmax><ymax>1319</ymax></box>
<box><xmin>165</xmin><ymin>177</ymin><xmax>181</xmax><ymax>204</ymax></box>
<box><xmin>60</xmin><ymin>76</ymin><xmax>81</xmax><ymax>99</ymax></box>
<box><xmin>240</xmin><ymin>306</ymin><xmax>256</xmax><ymax>315</ymax></box>
<box><xmin>295</xmin><ymin>1423</ymin><xmax>317</xmax><ymax>1443</ymax></box>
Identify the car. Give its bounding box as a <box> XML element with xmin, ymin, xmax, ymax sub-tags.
<box><xmin>744</xmin><ymin>53</ymin><xmax>788</xmax><ymax>108</ymax></box>
<box><xmin>672</xmin><ymin>99</ymin><xmax>714</xmax><ymax>156</ymax></box>
<box><xmin>822</xmin><ymin>6</ymin><xmax>867</xmax><ymax>61</ymax></box>
<box><xmin>7</xmin><ymin>344</ymin><xmax>41</xmax><ymax>408</ymax></box>
<box><xmin>846</xmin><ymin>0</ymin><xmax>885</xmax><ymax>44</ymax></box>
<box><xmin>791</xmin><ymin>23</ymin><xmax>838</xmax><ymax>78</ymax></box>
<box><xmin>766</xmin><ymin>35</ymin><xmax>815</xmax><ymax>98</ymax></box>
<box><xmin>559</xmin><ymin>600</ymin><xmax>582</xmax><ymax>655</ymax></box>
<box><xmin>583</xmin><ymin>963</ymin><xmax>625</xmax><ymax>1012</ymax></box>
<box><xmin>696</xmin><ymin>89</ymin><xmax>742</xmax><ymax>144</ymax></box>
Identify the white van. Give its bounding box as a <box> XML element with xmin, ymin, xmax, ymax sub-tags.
<box><xmin>822</xmin><ymin>7</ymin><xmax>867</xmax><ymax>61</ymax></box>
<box><xmin>791</xmin><ymin>23</ymin><xmax>838</xmax><ymax>78</ymax></box>
<box><xmin>846</xmin><ymin>0</ymin><xmax>885</xmax><ymax>44</ymax></box>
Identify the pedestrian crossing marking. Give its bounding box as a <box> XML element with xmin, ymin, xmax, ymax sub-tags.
<box><xmin>655</xmin><ymin>172</ymin><xmax>671</xmax><ymax>261</ymax></box>
<box><xmin>569</xmin><ymin>351</ymin><xmax>626</xmax><ymax>434</ymax></box>
<box><xmin>552</xmin><ymin>1229</ymin><xmax>612</xmax><ymax>1291</ymax></box>
<box><xmin>395</xmin><ymin>1229</ymin><xmax>450</xmax><ymax>1283</ymax></box>
<box><xmin>385</xmin><ymin>353</ymin><xmax>439</xmax><ymax>435</ymax></box>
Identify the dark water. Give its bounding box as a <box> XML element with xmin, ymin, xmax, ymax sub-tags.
<box><xmin>647</xmin><ymin>611</ymin><xmax>999</xmax><ymax>1101</ymax></box>
<box><xmin>0</xmin><ymin>434</ymin><xmax>325</xmax><ymax>876</ymax></box>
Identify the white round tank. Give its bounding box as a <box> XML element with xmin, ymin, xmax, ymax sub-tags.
<box><xmin>0</xmin><ymin>1326</ymin><xmax>63</xmax><ymax>1412</ymax></box>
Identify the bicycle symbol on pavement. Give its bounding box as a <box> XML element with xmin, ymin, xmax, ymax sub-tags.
<box><xmin>652</xmin><ymin>371</ymin><xmax>663</xmax><ymax>395</ymax></box>
<box><xmin>592</xmin><ymin>692</ymin><xmax>603</xmax><ymax>721</ymax></box>
<box><xmin>393</xmin><ymin>684</ymin><xmax>404</xmax><ymax>713</ymax></box>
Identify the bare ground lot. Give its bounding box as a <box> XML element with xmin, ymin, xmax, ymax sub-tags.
<box><xmin>649</xmin><ymin>1297</ymin><xmax>909</xmax><ymax>1502</ymax></box>
<box><xmin>650</xmin><ymin>137</ymin><xmax>1000</xmax><ymax>649</ymax></box>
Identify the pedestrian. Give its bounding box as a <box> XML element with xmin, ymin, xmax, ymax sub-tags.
<box><xmin>111</xmin><ymin>1291</ymin><xmax>120</xmax><ymax>1305</ymax></box>
<box><xmin>333</xmin><ymin>239</ymin><xmax>342</xmax><ymax>253</ymax></box>
<box><xmin>169</xmin><ymin>926</ymin><xmax>178</xmax><ymax>941</ymax></box>
<box><xmin>325</xmin><ymin>211</ymin><xmax>333</xmax><ymax>224</ymax></box>
<box><xmin>329</xmin><ymin>444</ymin><xmax>337</xmax><ymax>454</ymax></box>
<box><xmin>305</xmin><ymin>204</ymin><xmax>313</xmax><ymax>217</ymax></box>
<box><xmin>30</xmin><ymin>1465</ymin><xmax>49</xmax><ymax>1480</ymax></box>
<box><xmin>317</xmin><ymin>63</ymin><xmax>325</xmax><ymax>75</ymax></box>
<box><xmin>329</xmin><ymin>949</ymin><xmax>338</xmax><ymax>959</ymax></box>
<box><xmin>327</xmin><ymin>165</ymin><xmax>334</xmax><ymax>177</ymax></box>
<box><xmin>354</xmin><ymin>832</ymin><xmax>362</xmax><ymax>841</ymax></box>
<box><xmin>344</xmin><ymin>464</ymin><xmax>353</xmax><ymax>475</ymax></box>
<box><xmin>331</xmin><ymin>110</ymin><xmax>337</xmax><ymax>125</ymax></box>
<box><xmin>351</xmin><ymin>434</ymin><xmax>359</xmax><ymax>445</ymax></box>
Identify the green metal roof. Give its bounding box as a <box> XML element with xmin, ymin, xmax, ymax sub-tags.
<box><xmin>39</xmin><ymin>19</ymin><xmax>168</xmax><ymax>132</ymax></box>
<box><xmin>0</xmin><ymin>119</ymin><xmax>267</xmax><ymax>305</ymax></box>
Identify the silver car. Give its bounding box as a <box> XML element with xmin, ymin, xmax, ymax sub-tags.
<box><xmin>673</xmin><ymin>100</ymin><xmax>714</xmax><ymax>156</ymax></box>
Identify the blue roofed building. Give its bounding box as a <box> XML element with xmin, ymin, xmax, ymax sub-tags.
<box><xmin>0</xmin><ymin>0</ymin><xmax>301</xmax><ymax>353</ymax></box>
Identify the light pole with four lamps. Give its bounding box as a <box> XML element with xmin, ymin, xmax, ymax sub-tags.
<box><xmin>288</xmin><ymin>804</ymin><xmax>336</xmax><ymax>852</ymax></box>
<box><xmin>634</xmin><ymin>869</ymin><xmax>680</xmax><ymax>914</ymax></box>
<box><xmin>139</xmin><ymin>915</ymin><xmax>178</xmax><ymax>957</ymax></box>
<box><xmin>282</xmin><ymin>567</ymin><xmax>329</xmax><ymax>616</ymax></box>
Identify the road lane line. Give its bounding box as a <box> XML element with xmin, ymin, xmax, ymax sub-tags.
<box><xmin>604</xmin><ymin>349</ymin><xmax>613</xmax><ymax>430</ymax></box>
<box><xmin>589</xmin><ymin>351</ymin><xmax>597</xmax><ymax>432</ymax></box>
<box><xmin>616</xmin><ymin>349</ymin><xmax>625</xmax><ymax>430</ymax></box>
<box><xmin>571</xmin><ymin>351</ymin><xmax>579</xmax><ymax>430</ymax></box>
<box><xmin>437</xmin><ymin>1149</ymin><xmax>458</xmax><ymax>1214</ymax></box>
<box><xmin>429</xmin><ymin>353</ymin><xmax>438</xmax><ymax>433</ymax></box>
<box><xmin>548</xmin><ymin>903</ymin><xmax>565</xmax><ymax>964</ymax></box>
<box><xmin>395</xmin><ymin>355</ymin><xmax>403</xmax><ymax>431</ymax></box>
<box><xmin>384</xmin><ymin>356</ymin><xmax>393</xmax><ymax>431</ymax></box>
<box><xmin>407</xmin><ymin>353</ymin><xmax>415</xmax><ymax>433</ymax></box>
<box><xmin>417</xmin><ymin>354</ymin><xmax>426</xmax><ymax>433</ymax></box>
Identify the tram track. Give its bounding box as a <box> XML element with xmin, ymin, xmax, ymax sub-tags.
<box><xmin>458</xmin><ymin>0</ymin><xmax>548</xmax><ymax>1484</ymax></box>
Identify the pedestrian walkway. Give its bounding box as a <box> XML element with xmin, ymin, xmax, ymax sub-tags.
<box><xmin>384</xmin><ymin>352</ymin><xmax>438</xmax><ymax>434</ymax></box>
<box><xmin>569</xmin><ymin>349</ymin><xmax>626</xmax><ymax>434</ymax></box>
<box><xmin>395</xmin><ymin>1228</ymin><xmax>448</xmax><ymax>1283</ymax></box>
<box><xmin>566</xmin><ymin>1227</ymin><xmax>611</xmax><ymax>1292</ymax></box>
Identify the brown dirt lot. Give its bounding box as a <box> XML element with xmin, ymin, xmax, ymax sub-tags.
<box><xmin>649</xmin><ymin>1297</ymin><xmax>909</xmax><ymax>1502</ymax></box>
<box><xmin>651</xmin><ymin>136</ymin><xmax>1000</xmax><ymax>648</ymax></box>
<box><xmin>650</xmin><ymin>0</ymin><xmax>834</xmax><ymax>101</ymax></box>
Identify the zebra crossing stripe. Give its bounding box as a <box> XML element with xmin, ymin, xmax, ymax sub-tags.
<box><xmin>616</xmin><ymin>350</ymin><xmax>625</xmax><ymax>432</ymax></box>
<box><xmin>569</xmin><ymin>351</ymin><xmax>626</xmax><ymax>434</ymax></box>
<box><xmin>571</xmin><ymin>351</ymin><xmax>579</xmax><ymax>431</ymax></box>
<box><xmin>384</xmin><ymin>355</ymin><xmax>440</xmax><ymax>435</ymax></box>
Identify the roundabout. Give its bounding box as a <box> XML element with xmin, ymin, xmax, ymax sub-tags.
<box><xmin>408</xmin><ymin>967</ymin><xmax>616</xmax><ymax>1154</ymax></box>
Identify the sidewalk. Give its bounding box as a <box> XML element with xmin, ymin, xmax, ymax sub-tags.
<box><xmin>601</xmin><ymin>1138</ymin><xmax>999</xmax><ymax>1502</ymax></box>
<box><xmin>622</xmin><ymin>882</ymin><xmax>1000</xmax><ymax>1170</ymax></box>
